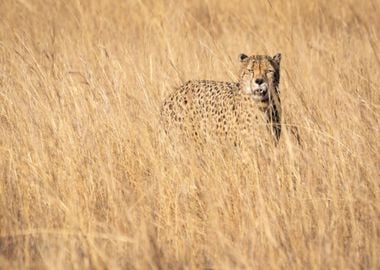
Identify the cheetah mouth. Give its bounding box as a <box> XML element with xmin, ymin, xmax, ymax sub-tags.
<box><xmin>251</xmin><ymin>87</ymin><xmax>269</xmax><ymax>101</ymax></box>
<box><xmin>242</xmin><ymin>82</ymin><xmax>269</xmax><ymax>101</ymax></box>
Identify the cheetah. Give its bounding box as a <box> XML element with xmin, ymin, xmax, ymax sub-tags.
<box><xmin>160</xmin><ymin>53</ymin><xmax>282</xmax><ymax>146</ymax></box>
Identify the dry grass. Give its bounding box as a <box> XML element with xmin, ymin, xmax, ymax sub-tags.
<box><xmin>0</xmin><ymin>0</ymin><xmax>379</xmax><ymax>269</ymax></box>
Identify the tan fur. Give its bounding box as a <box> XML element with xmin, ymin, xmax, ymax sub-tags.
<box><xmin>160</xmin><ymin>54</ymin><xmax>282</xmax><ymax>146</ymax></box>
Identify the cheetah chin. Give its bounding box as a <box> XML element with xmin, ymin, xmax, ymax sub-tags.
<box><xmin>246</xmin><ymin>83</ymin><xmax>269</xmax><ymax>101</ymax></box>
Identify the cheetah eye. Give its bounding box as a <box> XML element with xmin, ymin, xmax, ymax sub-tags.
<box><xmin>242</xmin><ymin>69</ymin><xmax>252</xmax><ymax>74</ymax></box>
<box><xmin>266</xmin><ymin>70</ymin><xmax>275</xmax><ymax>74</ymax></box>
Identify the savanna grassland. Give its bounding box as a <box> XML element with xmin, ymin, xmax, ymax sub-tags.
<box><xmin>0</xmin><ymin>0</ymin><xmax>379</xmax><ymax>269</ymax></box>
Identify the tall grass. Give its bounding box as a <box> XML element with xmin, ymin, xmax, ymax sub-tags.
<box><xmin>0</xmin><ymin>0</ymin><xmax>379</xmax><ymax>269</ymax></box>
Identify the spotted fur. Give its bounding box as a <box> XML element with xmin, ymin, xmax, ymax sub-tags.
<box><xmin>160</xmin><ymin>53</ymin><xmax>282</xmax><ymax>146</ymax></box>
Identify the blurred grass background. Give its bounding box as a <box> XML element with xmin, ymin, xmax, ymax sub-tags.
<box><xmin>0</xmin><ymin>0</ymin><xmax>379</xmax><ymax>269</ymax></box>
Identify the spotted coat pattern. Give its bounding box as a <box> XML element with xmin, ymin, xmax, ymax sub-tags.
<box><xmin>160</xmin><ymin>54</ymin><xmax>282</xmax><ymax>146</ymax></box>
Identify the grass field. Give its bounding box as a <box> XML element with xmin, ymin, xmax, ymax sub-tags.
<box><xmin>0</xmin><ymin>0</ymin><xmax>379</xmax><ymax>269</ymax></box>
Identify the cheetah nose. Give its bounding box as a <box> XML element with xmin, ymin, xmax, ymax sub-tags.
<box><xmin>255</xmin><ymin>78</ymin><xmax>264</xmax><ymax>85</ymax></box>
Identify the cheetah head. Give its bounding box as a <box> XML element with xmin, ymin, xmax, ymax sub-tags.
<box><xmin>238</xmin><ymin>53</ymin><xmax>281</xmax><ymax>102</ymax></box>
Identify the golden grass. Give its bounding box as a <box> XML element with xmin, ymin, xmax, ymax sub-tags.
<box><xmin>0</xmin><ymin>0</ymin><xmax>379</xmax><ymax>269</ymax></box>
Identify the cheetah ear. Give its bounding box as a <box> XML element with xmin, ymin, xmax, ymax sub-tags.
<box><xmin>238</xmin><ymin>53</ymin><xmax>249</xmax><ymax>62</ymax></box>
<box><xmin>272</xmin><ymin>53</ymin><xmax>281</xmax><ymax>65</ymax></box>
